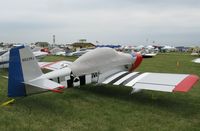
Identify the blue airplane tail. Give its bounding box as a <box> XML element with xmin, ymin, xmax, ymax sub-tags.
<box><xmin>8</xmin><ymin>46</ymin><xmax>44</xmax><ymax>97</ymax></box>
<box><xmin>8</xmin><ymin>46</ymin><xmax>26</xmax><ymax>97</ymax></box>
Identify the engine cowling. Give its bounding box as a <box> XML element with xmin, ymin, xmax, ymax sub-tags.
<box><xmin>129</xmin><ymin>52</ymin><xmax>143</xmax><ymax>72</ymax></box>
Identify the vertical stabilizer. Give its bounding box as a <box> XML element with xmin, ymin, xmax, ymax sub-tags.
<box><xmin>8</xmin><ymin>46</ymin><xmax>43</xmax><ymax>97</ymax></box>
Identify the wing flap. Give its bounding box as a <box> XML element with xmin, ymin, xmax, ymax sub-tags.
<box><xmin>133</xmin><ymin>73</ymin><xmax>188</xmax><ymax>86</ymax></box>
<box><xmin>133</xmin><ymin>83</ymin><xmax>174</xmax><ymax>92</ymax></box>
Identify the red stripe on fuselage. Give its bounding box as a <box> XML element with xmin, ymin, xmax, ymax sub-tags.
<box><xmin>173</xmin><ymin>75</ymin><xmax>199</xmax><ymax>92</ymax></box>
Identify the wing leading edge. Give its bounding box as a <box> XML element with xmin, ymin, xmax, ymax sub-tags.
<box><xmin>102</xmin><ymin>71</ymin><xmax>199</xmax><ymax>93</ymax></box>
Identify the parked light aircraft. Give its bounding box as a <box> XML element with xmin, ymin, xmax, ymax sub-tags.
<box><xmin>0</xmin><ymin>48</ymin><xmax>7</xmax><ymax>56</ymax></box>
<box><xmin>192</xmin><ymin>58</ymin><xmax>200</xmax><ymax>64</ymax></box>
<box><xmin>191</xmin><ymin>49</ymin><xmax>200</xmax><ymax>56</ymax></box>
<box><xmin>0</xmin><ymin>49</ymin><xmax>48</xmax><ymax>68</ymax></box>
<box><xmin>140</xmin><ymin>48</ymin><xmax>157</xmax><ymax>58</ymax></box>
<box><xmin>50</xmin><ymin>47</ymin><xmax>66</xmax><ymax>56</ymax></box>
<box><xmin>7</xmin><ymin>46</ymin><xmax>199</xmax><ymax>97</ymax></box>
<box><xmin>66</xmin><ymin>48</ymin><xmax>93</xmax><ymax>57</ymax></box>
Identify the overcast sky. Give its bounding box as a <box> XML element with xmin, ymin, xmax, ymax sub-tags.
<box><xmin>0</xmin><ymin>0</ymin><xmax>200</xmax><ymax>46</ymax></box>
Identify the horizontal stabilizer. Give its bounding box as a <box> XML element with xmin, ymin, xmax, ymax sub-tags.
<box><xmin>1</xmin><ymin>75</ymin><xmax>8</xmax><ymax>79</ymax></box>
<box><xmin>25</xmin><ymin>78</ymin><xmax>65</xmax><ymax>94</ymax></box>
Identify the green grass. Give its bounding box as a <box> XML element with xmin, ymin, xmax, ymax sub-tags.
<box><xmin>0</xmin><ymin>53</ymin><xmax>200</xmax><ymax>131</ymax></box>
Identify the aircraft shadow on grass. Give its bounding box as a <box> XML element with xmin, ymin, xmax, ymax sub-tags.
<box><xmin>74</xmin><ymin>85</ymin><xmax>200</xmax><ymax>118</ymax></box>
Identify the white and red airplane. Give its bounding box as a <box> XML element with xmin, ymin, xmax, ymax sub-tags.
<box><xmin>7</xmin><ymin>46</ymin><xmax>199</xmax><ymax>97</ymax></box>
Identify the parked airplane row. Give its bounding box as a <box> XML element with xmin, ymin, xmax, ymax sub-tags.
<box><xmin>119</xmin><ymin>45</ymin><xmax>177</xmax><ymax>58</ymax></box>
<box><xmin>1</xmin><ymin>44</ymin><xmax>200</xmax><ymax>70</ymax></box>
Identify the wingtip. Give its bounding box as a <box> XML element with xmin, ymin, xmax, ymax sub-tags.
<box><xmin>173</xmin><ymin>75</ymin><xmax>199</xmax><ymax>92</ymax></box>
<box><xmin>48</xmin><ymin>89</ymin><xmax>63</xmax><ymax>93</ymax></box>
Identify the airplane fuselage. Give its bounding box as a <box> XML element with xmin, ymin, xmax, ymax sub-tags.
<box><xmin>44</xmin><ymin>48</ymin><xmax>141</xmax><ymax>88</ymax></box>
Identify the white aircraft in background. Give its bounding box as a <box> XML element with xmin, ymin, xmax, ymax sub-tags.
<box><xmin>191</xmin><ymin>49</ymin><xmax>200</xmax><ymax>56</ymax></box>
<box><xmin>66</xmin><ymin>48</ymin><xmax>93</xmax><ymax>57</ymax></box>
<box><xmin>0</xmin><ymin>49</ymin><xmax>48</xmax><ymax>68</ymax></box>
<box><xmin>191</xmin><ymin>50</ymin><xmax>200</xmax><ymax>64</ymax></box>
<box><xmin>133</xmin><ymin>45</ymin><xmax>158</xmax><ymax>58</ymax></box>
<box><xmin>192</xmin><ymin>58</ymin><xmax>200</xmax><ymax>64</ymax></box>
<box><xmin>7</xmin><ymin>46</ymin><xmax>199</xmax><ymax>97</ymax></box>
<box><xmin>161</xmin><ymin>45</ymin><xmax>176</xmax><ymax>52</ymax></box>
<box><xmin>50</xmin><ymin>47</ymin><xmax>66</xmax><ymax>56</ymax></box>
<box><xmin>140</xmin><ymin>48</ymin><xmax>157</xmax><ymax>58</ymax></box>
<box><xmin>0</xmin><ymin>48</ymin><xmax>7</xmax><ymax>56</ymax></box>
<box><xmin>0</xmin><ymin>51</ymin><xmax>9</xmax><ymax>68</ymax></box>
<box><xmin>191</xmin><ymin>52</ymin><xmax>199</xmax><ymax>56</ymax></box>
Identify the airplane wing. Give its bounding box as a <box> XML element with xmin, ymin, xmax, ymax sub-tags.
<box><xmin>102</xmin><ymin>71</ymin><xmax>199</xmax><ymax>93</ymax></box>
<box><xmin>33</xmin><ymin>51</ymin><xmax>48</xmax><ymax>57</ymax></box>
<box><xmin>38</xmin><ymin>60</ymin><xmax>72</xmax><ymax>71</ymax></box>
<box><xmin>24</xmin><ymin>78</ymin><xmax>65</xmax><ymax>94</ymax></box>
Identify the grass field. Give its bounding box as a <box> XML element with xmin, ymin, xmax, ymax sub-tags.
<box><xmin>0</xmin><ymin>53</ymin><xmax>200</xmax><ymax>131</ymax></box>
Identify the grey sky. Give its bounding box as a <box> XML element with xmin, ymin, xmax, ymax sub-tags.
<box><xmin>0</xmin><ymin>0</ymin><xmax>200</xmax><ymax>46</ymax></box>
